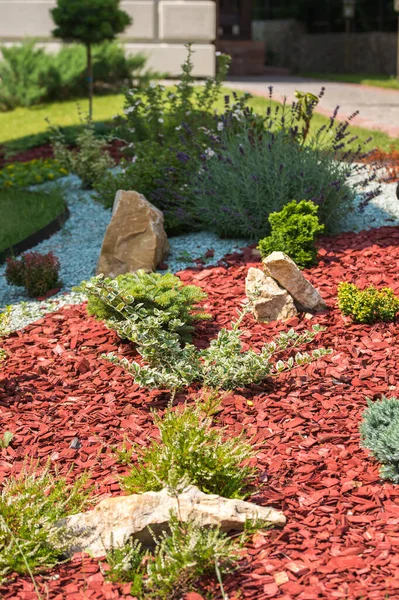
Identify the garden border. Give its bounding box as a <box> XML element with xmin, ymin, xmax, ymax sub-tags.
<box><xmin>0</xmin><ymin>204</ymin><xmax>70</xmax><ymax>264</ymax></box>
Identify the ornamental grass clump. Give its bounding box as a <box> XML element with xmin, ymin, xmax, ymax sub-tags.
<box><xmin>0</xmin><ymin>462</ymin><xmax>91</xmax><ymax>583</ymax></box>
<box><xmin>106</xmin><ymin>513</ymin><xmax>240</xmax><ymax>599</ymax></box>
<box><xmin>337</xmin><ymin>282</ymin><xmax>399</xmax><ymax>324</ymax></box>
<box><xmin>258</xmin><ymin>200</ymin><xmax>324</xmax><ymax>269</ymax></box>
<box><xmin>360</xmin><ymin>397</ymin><xmax>399</xmax><ymax>483</ymax></box>
<box><xmin>121</xmin><ymin>401</ymin><xmax>256</xmax><ymax>499</ymax></box>
<box><xmin>6</xmin><ymin>251</ymin><xmax>61</xmax><ymax>298</ymax></box>
<box><xmin>79</xmin><ymin>271</ymin><xmax>210</xmax><ymax>343</ymax></box>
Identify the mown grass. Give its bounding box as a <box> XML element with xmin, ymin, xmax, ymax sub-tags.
<box><xmin>302</xmin><ymin>72</ymin><xmax>399</xmax><ymax>91</ymax></box>
<box><xmin>1</xmin><ymin>86</ymin><xmax>398</xmax><ymax>155</ymax></box>
<box><xmin>0</xmin><ymin>188</ymin><xmax>66</xmax><ymax>252</ymax></box>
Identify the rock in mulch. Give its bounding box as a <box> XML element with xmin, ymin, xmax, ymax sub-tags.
<box><xmin>61</xmin><ymin>485</ymin><xmax>285</xmax><ymax>557</ymax></box>
<box><xmin>97</xmin><ymin>190</ymin><xmax>170</xmax><ymax>277</ymax></box>
<box><xmin>245</xmin><ymin>266</ymin><xmax>297</xmax><ymax>322</ymax></box>
<box><xmin>263</xmin><ymin>251</ymin><xmax>326</xmax><ymax>312</ymax></box>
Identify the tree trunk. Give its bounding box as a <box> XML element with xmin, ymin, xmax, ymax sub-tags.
<box><xmin>86</xmin><ymin>43</ymin><xmax>93</xmax><ymax>119</ymax></box>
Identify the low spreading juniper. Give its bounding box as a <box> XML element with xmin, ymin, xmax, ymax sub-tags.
<box><xmin>360</xmin><ymin>397</ymin><xmax>399</xmax><ymax>483</ymax></box>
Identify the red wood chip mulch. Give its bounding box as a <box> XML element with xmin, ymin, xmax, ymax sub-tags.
<box><xmin>2</xmin><ymin>226</ymin><xmax>399</xmax><ymax>599</ymax></box>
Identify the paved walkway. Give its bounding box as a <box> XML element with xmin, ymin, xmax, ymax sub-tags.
<box><xmin>225</xmin><ymin>76</ymin><xmax>399</xmax><ymax>139</ymax></box>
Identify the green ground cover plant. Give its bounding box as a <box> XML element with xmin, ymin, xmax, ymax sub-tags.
<box><xmin>0</xmin><ymin>158</ymin><xmax>67</xmax><ymax>190</ymax></box>
<box><xmin>6</xmin><ymin>251</ymin><xmax>61</xmax><ymax>298</ymax></box>
<box><xmin>0</xmin><ymin>462</ymin><xmax>91</xmax><ymax>582</ymax></box>
<box><xmin>107</xmin><ymin>512</ymin><xmax>240</xmax><ymax>599</ymax></box>
<box><xmin>257</xmin><ymin>200</ymin><xmax>324</xmax><ymax>268</ymax></box>
<box><xmin>80</xmin><ymin>271</ymin><xmax>210</xmax><ymax>343</ymax></box>
<box><xmin>337</xmin><ymin>282</ymin><xmax>399</xmax><ymax>323</ymax></box>
<box><xmin>121</xmin><ymin>401</ymin><xmax>256</xmax><ymax>498</ymax></box>
<box><xmin>0</xmin><ymin>188</ymin><xmax>66</xmax><ymax>253</ymax></box>
<box><xmin>360</xmin><ymin>397</ymin><xmax>399</xmax><ymax>483</ymax></box>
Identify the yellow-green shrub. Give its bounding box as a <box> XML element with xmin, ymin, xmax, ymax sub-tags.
<box><xmin>338</xmin><ymin>282</ymin><xmax>399</xmax><ymax>324</ymax></box>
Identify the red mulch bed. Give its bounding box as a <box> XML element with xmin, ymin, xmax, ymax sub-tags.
<box><xmin>3</xmin><ymin>227</ymin><xmax>399</xmax><ymax>599</ymax></box>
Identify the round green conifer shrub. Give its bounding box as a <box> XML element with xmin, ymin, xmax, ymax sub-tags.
<box><xmin>257</xmin><ymin>199</ymin><xmax>324</xmax><ymax>268</ymax></box>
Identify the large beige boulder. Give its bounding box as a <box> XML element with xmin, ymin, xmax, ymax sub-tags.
<box><xmin>245</xmin><ymin>267</ymin><xmax>297</xmax><ymax>322</ymax></box>
<box><xmin>60</xmin><ymin>485</ymin><xmax>286</xmax><ymax>557</ymax></box>
<box><xmin>263</xmin><ymin>252</ymin><xmax>326</xmax><ymax>312</ymax></box>
<box><xmin>96</xmin><ymin>190</ymin><xmax>170</xmax><ymax>277</ymax></box>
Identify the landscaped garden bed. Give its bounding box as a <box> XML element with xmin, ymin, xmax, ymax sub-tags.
<box><xmin>2</xmin><ymin>225</ymin><xmax>399</xmax><ymax>599</ymax></box>
<box><xmin>3</xmin><ymin>13</ymin><xmax>399</xmax><ymax>597</ymax></box>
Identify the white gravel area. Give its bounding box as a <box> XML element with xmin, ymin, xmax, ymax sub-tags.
<box><xmin>1</xmin><ymin>166</ymin><xmax>398</xmax><ymax>333</ymax></box>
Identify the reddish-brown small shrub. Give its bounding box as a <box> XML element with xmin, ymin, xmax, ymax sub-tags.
<box><xmin>5</xmin><ymin>251</ymin><xmax>61</xmax><ymax>298</ymax></box>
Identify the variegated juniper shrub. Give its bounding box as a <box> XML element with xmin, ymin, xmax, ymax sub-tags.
<box><xmin>192</xmin><ymin>98</ymin><xmax>377</xmax><ymax>240</ymax></box>
<box><xmin>6</xmin><ymin>251</ymin><xmax>61</xmax><ymax>298</ymax></box>
<box><xmin>257</xmin><ymin>199</ymin><xmax>324</xmax><ymax>268</ymax></box>
<box><xmin>79</xmin><ymin>271</ymin><xmax>211</xmax><ymax>343</ymax></box>
<box><xmin>360</xmin><ymin>397</ymin><xmax>399</xmax><ymax>483</ymax></box>
<box><xmin>105</xmin><ymin>293</ymin><xmax>331</xmax><ymax>391</ymax></box>
<box><xmin>338</xmin><ymin>282</ymin><xmax>399</xmax><ymax>324</ymax></box>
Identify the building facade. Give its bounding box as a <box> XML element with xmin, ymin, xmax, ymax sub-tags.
<box><xmin>0</xmin><ymin>0</ymin><xmax>217</xmax><ymax>76</ymax></box>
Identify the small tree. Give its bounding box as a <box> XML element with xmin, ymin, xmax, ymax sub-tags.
<box><xmin>51</xmin><ymin>0</ymin><xmax>131</xmax><ymax>118</ymax></box>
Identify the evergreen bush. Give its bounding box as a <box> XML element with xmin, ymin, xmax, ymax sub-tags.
<box><xmin>0</xmin><ymin>41</ymin><xmax>148</xmax><ymax>110</ymax></box>
<box><xmin>360</xmin><ymin>397</ymin><xmax>399</xmax><ymax>482</ymax></box>
<box><xmin>79</xmin><ymin>271</ymin><xmax>210</xmax><ymax>343</ymax></box>
<box><xmin>257</xmin><ymin>200</ymin><xmax>324</xmax><ymax>268</ymax></box>
<box><xmin>337</xmin><ymin>282</ymin><xmax>399</xmax><ymax>324</ymax></box>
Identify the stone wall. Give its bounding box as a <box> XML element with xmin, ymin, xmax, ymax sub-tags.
<box><xmin>253</xmin><ymin>20</ymin><xmax>398</xmax><ymax>76</ymax></box>
<box><xmin>0</xmin><ymin>0</ymin><xmax>216</xmax><ymax>76</ymax></box>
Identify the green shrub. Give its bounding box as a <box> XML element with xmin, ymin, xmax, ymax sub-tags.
<box><xmin>0</xmin><ymin>462</ymin><xmax>91</xmax><ymax>582</ymax></box>
<box><xmin>0</xmin><ymin>41</ymin><xmax>59</xmax><ymax>110</ymax></box>
<box><xmin>95</xmin><ymin>46</ymin><xmax>232</xmax><ymax>233</ymax></box>
<box><xmin>0</xmin><ymin>40</ymin><xmax>150</xmax><ymax>110</ymax></box>
<box><xmin>194</xmin><ymin>121</ymin><xmax>356</xmax><ymax>240</ymax></box>
<box><xmin>6</xmin><ymin>251</ymin><xmax>61</xmax><ymax>298</ymax></box>
<box><xmin>49</xmin><ymin>117</ymin><xmax>115</xmax><ymax>189</ymax></box>
<box><xmin>79</xmin><ymin>271</ymin><xmax>210</xmax><ymax>343</ymax></box>
<box><xmin>337</xmin><ymin>282</ymin><xmax>399</xmax><ymax>324</ymax></box>
<box><xmin>257</xmin><ymin>200</ymin><xmax>324</xmax><ymax>268</ymax></box>
<box><xmin>105</xmin><ymin>291</ymin><xmax>331</xmax><ymax>391</ymax></box>
<box><xmin>121</xmin><ymin>402</ymin><xmax>256</xmax><ymax>498</ymax></box>
<box><xmin>0</xmin><ymin>158</ymin><xmax>68</xmax><ymax>190</ymax></box>
<box><xmin>360</xmin><ymin>397</ymin><xmax>399</xmax><ymax>483</ymax></box>
<box><xmin>107</xmin><ymin>513</ymin><xmax>239</xmax><ymax>599</ymax></box>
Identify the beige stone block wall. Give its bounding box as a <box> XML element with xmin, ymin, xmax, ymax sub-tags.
<box><xmin>0</xmin><ymin>0</ymin><xmax>216</xmax><ymax>75</ymax></box>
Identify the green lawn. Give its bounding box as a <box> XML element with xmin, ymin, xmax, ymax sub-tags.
<box><xmin>302</xmin><ymin>72</ymin><xmax>399</xmax><ymax>91</ymax></box>
<box><xmin>0</xmin><ymin>188</ymin><xmax>66</xmax><ymax>253</ymax></box>
<box><xmin>0</xmin><ymin>85</ymin><xmax>398</xmax><ymax>157</ymax></box>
